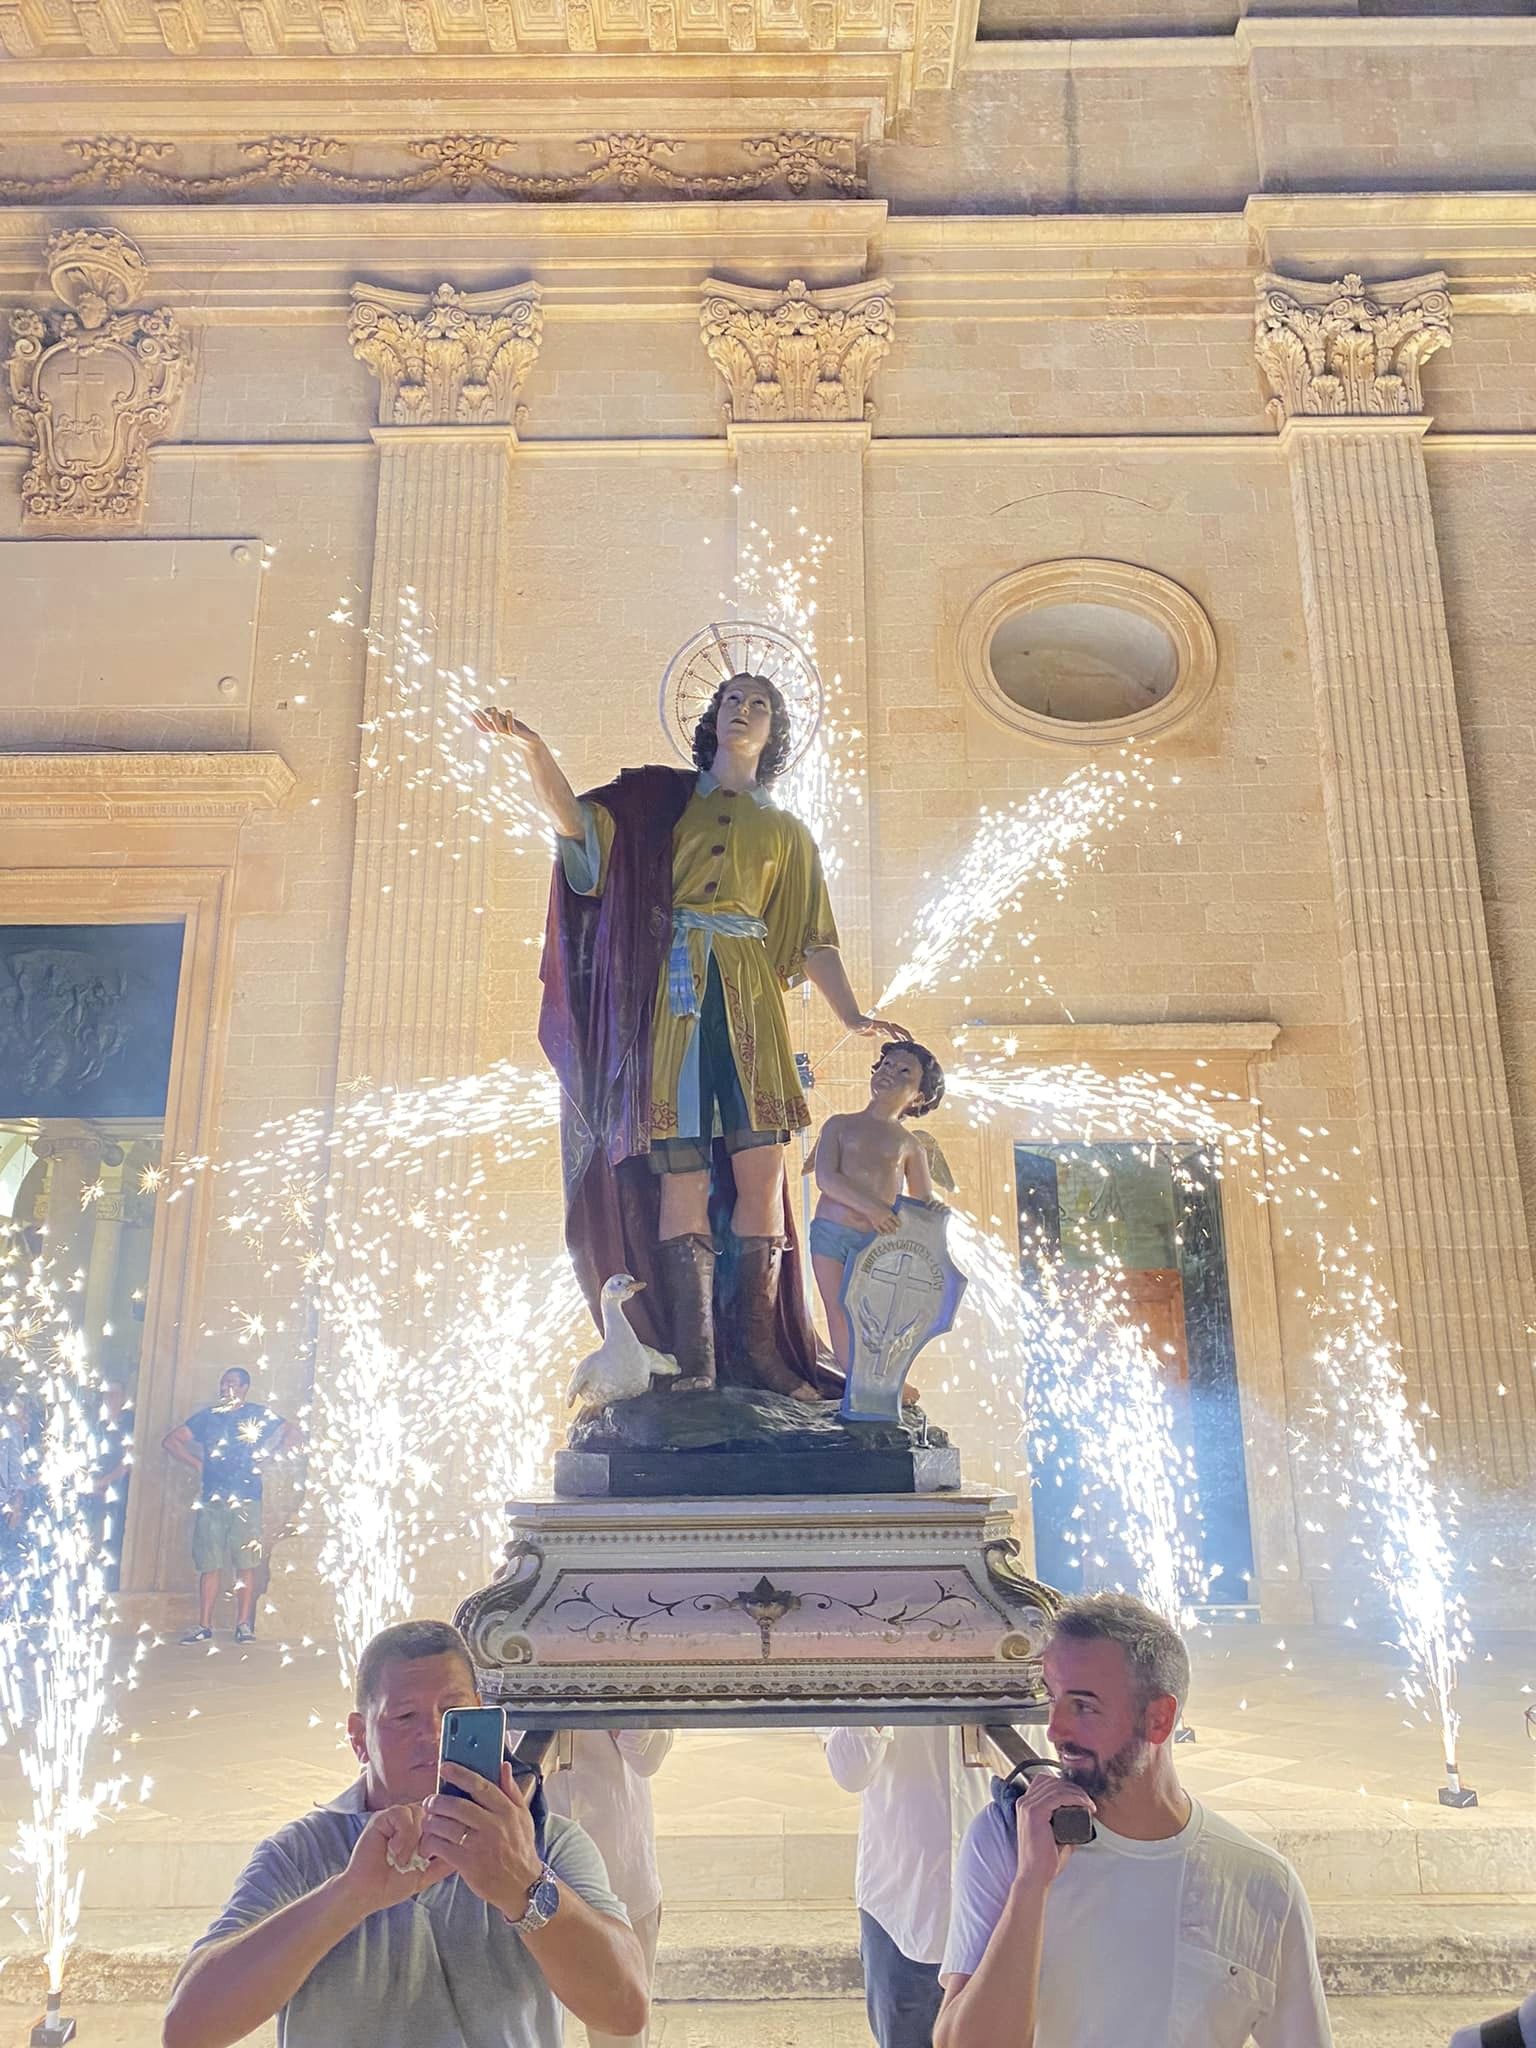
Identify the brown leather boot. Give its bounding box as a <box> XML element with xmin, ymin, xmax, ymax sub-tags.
<box><xmin>732</xmin><ymin>1234</ymin><xmax>818</xmax><ymax>1401</ymax></box>
<box><xmin>655</xmin><ymin>1232</ymin><xmax>717</xmax><ymax>1388</ymax></box>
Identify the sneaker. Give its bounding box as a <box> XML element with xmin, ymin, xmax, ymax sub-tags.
<box><xmin>179</xmin><ymin>1626</ymin><xmax>213</xmax><ymax>1644</ymax></box>
<box><xmin>233</xmin><ymin>1623</ymin><xmax>256</xmax><ymax>1645</ymax></box>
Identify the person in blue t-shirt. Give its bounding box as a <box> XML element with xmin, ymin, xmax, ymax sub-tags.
<box><xmin>162</xmin><ymin>1365</ymin><xmax>299</xmax><ymax>1645</ymax></box>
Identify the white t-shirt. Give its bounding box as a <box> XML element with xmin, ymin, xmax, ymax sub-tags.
<box><xmin>543</xmin><ymin>1730</ymin><xmax>673</xmax><ymax>1923</ymax></box>
<box><xmin>819</xmin><ymin>1726</ymin><xmax>994</xmax><ymax>1966</ymax></box>
<box><xmin>942</xmin><ymin>1794</ymin><xmax>1333</xmax><ymax>2048</ymax></box>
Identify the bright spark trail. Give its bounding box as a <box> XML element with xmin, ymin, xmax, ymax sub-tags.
<box><xmin>0</xmin><ymin>1238</ymin><xmax>147</xmax><ymax>2008</ymax></box>
<box><xmin>1299</xmin><ymin>1236</ymin><xmax>1473</xmax><ymax>1774</ymax></box>
<box><xmin>877</xmin><ymin>753</ymin><xmax>1162</xmax><ymax>1015</ymax></box>
<box><xmin>947</xmin><ymin>1210</ymin><xmax>1209</xmax><ymax>1624</ymax></box>
<box><xmin>225</xmin><ymin>529</ymin><xmax>1477</xmax><ymax>1790</ymax></box>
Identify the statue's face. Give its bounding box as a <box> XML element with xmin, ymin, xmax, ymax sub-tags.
<box><xmin>714</xmin><ymin>679</ymin><xmax>775</xmax><ymax>763</ymax></box>
<box><xmin>871</xmin><ymin>1046</ymin><xmax>926</xmax><ymax>1112</ymax></box>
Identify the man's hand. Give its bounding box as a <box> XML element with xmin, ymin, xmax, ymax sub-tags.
<box><xmin>472</xmin><ymin>707</ymin><xmax>544</xmax><ymax>757</ymax></box>
<box><xmin>1011</xmin><ymin>1772</ymin><xmax>1096</xmax><ymax>1894</ymax></box>
<box><xmin>864</xmin><ymin>1204</ymin><xmax>903</xmax><ymax>1236</ymax></box>
<box><xmin>420</xmin><ymin>1762</ymin><xmax>544</xmax><ymax>1917</ymax></box>
<box><xmin>337</xmin><ymin>1804</ymin><xmax>448</xmax><ymax>1918</ymax></box>
<box><xmin>851</xmin><ymin>1014</ymin><xmax>911</xmax><ymax>1041</ymax></box>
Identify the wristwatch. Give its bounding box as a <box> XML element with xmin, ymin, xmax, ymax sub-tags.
<box><xmin>503</xmin><ymin>1862</ymin><xmax>560</xmax><ymax>1935</ymax></box>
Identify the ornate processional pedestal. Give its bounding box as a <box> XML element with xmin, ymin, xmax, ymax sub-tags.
<box><xmin>456</xmin><ymin>1488</ymin><xmax>1058</xmax><ymax>1733</ymax></box>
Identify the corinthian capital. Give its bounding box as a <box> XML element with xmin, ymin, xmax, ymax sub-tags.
<box><xmin>1255</xmin><ymin>271</ymin><xmax>1453</xmax><ymax>425</ymax></box>
<box><xmin>699</xmin><ymin>275</ymin><xmax>893</xmax><ymax>425</ymax></box>
<box><xmin>348</xmin><ymin>279</ymin><xmax>544</xmax><ymax>427</ymax></box>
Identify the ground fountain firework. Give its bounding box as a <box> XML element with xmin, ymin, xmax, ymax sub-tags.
<box><xmin>231</xmin><ymin>536</ymin><xmax>1479</xmax><ymax>1792</ymax></box>
<box><xmin>0</xmin><ymin>1241</ymin><xmax>147</xmax><ymax>2028</ymax></box>
<box><xmin>1300</xmin><ymin>1236</ymin><xmax>1474</xmax><ymax>1792</ymax></box>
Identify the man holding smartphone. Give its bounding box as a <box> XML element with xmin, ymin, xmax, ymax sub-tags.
<box><xmin>935</xmin><ymin>1593</ymin><xmax>1332</xmax><ymax>2048</ymax></box>
<box><xmin>164</xmin><ymin>1617</ymin><xmax>649</xmax><ymax>2048</ymax></box>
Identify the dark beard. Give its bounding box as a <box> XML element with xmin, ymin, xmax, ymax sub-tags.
<box><xmin>1058</xmin><ymin>1732</ymin><xmax>1147</xmax><ymax>1803</ymax></box>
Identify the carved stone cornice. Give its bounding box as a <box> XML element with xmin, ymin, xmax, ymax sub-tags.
<box><xmin>0</xmin><ymin>132</ymin><xmax>864</xmax><ymax>206</ymax></box>
<box><xmin>0</xmin><ymin>750</ymin><xmax>297</xmax><ymax>821</ymax></box>
<box><xmin>348</xmin><ymin>280</ymin><xmax>544</xmax><ymax>427</ymax></box>
<box><xmin>4</xmin><ymin>228</ymin><xmax>188</xmax><ymax>527</ymax></box>
<box><xmin>0</xmin><ymin>0</ymin><xmax>971</xmax><ymax>87</ymax></box>
<box><xmin>1254</xmin><ymin>270</ymin><xmax>1453</xmax><ymax>424</ymax></box>
<box><xmin>699</xmin><ymin>275</ymin><xmax>894</xmax><ymax>424</ymax></box>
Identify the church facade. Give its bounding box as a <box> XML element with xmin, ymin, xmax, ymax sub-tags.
<box><xmin>3</xmin><ymin>0</ymin><xmax>1535</xmax><ymax>1621</ymax></box>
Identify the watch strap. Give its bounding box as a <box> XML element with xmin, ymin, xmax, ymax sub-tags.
<box><xmin>503</xmin><ymin>1861</ymin><xmax>559</xmax><ymax>1934</ymax></box>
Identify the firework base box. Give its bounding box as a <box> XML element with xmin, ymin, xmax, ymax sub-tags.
<box><xmin>454</xmin><ymin>1491</ymin><xmax>1059</xmax><ymax>1729</ymax></box>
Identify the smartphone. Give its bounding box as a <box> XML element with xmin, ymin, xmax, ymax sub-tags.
<box><xmin>439</xmin><ymin>1706</ymin><xmax>507</xmax><ymax>1799</ymax></box>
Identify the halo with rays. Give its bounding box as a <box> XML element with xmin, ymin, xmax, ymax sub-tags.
<box><xmin>659</xmin><ymin>620</ymin><xmax>823</xmax><ymax>770</ymax></box>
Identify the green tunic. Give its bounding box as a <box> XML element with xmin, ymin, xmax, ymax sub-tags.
<box><xmin>562</xmin><ymin>771</ymin><xmax>839</xmax><ymax>1142</ymax></box>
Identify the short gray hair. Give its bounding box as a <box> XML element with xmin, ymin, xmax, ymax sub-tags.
<box><xmin>1049</xmin><ymin>1592</ymin><xmax>1190</xmax><ymax>1713</ymax></box>
<box><xmin>355</xmin><ymin>1618</ymin><xmax>475</xmax><ymax>1714</ymax></box>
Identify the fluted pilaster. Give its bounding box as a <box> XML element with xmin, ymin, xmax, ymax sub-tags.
<box><xmin>700</xmin><ymin>276</ymin><xmax>894</xmax><ymax>1014</ymax></box>
<box><xmin>338</xmin><ymin>277</ymin><xmax>543</xmax><ymax>1093</ymax></box>
<box><xmin>1281</xmin><ymin>409</ymin><xmax>1536</xmax><ymax>1481</ymax></box>
<box><xmin>728</xmin><ymin>421</ymin><xmax>875</xmax><ymax>998</ymax></box>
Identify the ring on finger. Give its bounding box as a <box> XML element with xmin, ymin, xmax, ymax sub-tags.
<box><xmin>459</xmin><ymin>1827</ymin><xmax>470</xmax><ymax>1846</ymax></box>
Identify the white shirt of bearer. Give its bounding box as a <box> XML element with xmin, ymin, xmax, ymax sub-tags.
<box><xmin>819</xmin><ymin>1726</ymin><xmax>994</xmax><ymax>1968</ymax></box>
<box><xmin>942</xmin><ymin>1793</ymin><xmax>1333</xmax><ymax>2048</ymax></box>
<box><xmin>543</xmin><ymin>1731</ymin><xmax>674</xmax><ymax>1924</ymax></box>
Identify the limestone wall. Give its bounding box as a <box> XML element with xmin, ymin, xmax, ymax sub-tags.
<box><xmin>4</xmin><ymin>2</ymin><xmax>1536</xmax><ymax>1612</ymax></box>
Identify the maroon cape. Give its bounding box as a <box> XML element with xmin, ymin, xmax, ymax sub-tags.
<box><xmin>538</xmin><ymin>764</ymin><xmax>820</xmax><ymax>1374</ymax></box>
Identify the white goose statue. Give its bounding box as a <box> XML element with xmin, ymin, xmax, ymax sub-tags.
<box><xmin>566</xmin><ymin>1273</ymin><xmax>681</xmax><ymax>1411</ymax></box>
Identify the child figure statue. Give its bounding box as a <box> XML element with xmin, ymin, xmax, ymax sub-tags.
<box><xmin>807</xmin><ymin>1041</ymin><xmax>947</xmax><ymax>1377</ymax></box>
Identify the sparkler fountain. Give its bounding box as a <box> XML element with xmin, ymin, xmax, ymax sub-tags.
<box><xmin>183</xmin><ymin>525</ymin><xmax>1478</xmax><ymax>1833</ymax></box>
<box><xmin>0</xmin><ymin>1240</ymin><xmax>146</xmax><ymax>2046</ymax></box>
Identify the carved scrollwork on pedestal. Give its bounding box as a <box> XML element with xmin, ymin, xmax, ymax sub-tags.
<box><xmin>983</xmin><ymin>1537</ymin><xmax>1061</xmax><ymax>1664</ymax></box>
<box><xmin>5</xmin><ymin>228</ymin><xmax>187</xmax><ymax>527</ymax></box>
<box><xmin>455</xmin><ymin>1539</ymin><xmax>543</xmax><ymax>1670</ymax></box>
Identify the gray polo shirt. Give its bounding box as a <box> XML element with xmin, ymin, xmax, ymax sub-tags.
<box><xmin>191</xmin><ymin>1778</ymin><xmax>629</xmax><ymax>2048</ymax></box>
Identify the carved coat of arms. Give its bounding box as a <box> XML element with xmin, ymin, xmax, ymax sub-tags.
<box><xmin>6</xmin><ymin>228</ymin><xmax>186</xmax><ymax>526</ymax></box>
<box><xmin>841</xmin><ymin>1198</ymin><xmax>968</xmax><ymax>1425</ymax></box>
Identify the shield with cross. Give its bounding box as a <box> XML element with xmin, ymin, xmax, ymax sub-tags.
<box><xmin>839</xmin><ymin>1198</ymin><xmax>968</xmax><ymax>1425</ymax></box>
<box><xmin>37</xmin><ymin>338</ymin><xmax>137</xmax><ymax>473</ymax></box>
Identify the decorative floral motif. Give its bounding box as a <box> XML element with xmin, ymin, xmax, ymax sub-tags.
<box><xmin>0</xmin><ymin>130</ymin><xmax>864</xmax><ymax>205</ymax></box>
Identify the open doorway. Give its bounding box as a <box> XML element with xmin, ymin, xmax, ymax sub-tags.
<box><xmin>1014</xmin><ymin>1140</ymin><xmax>1255</xmax><ymax>1604</ymax></box>
<box><xmin>0</xmin><ymin>921</ymin><xmax>184</xmax><ymax>1587</ymax></box>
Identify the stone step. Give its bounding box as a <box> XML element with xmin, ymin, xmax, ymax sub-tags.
<box><xmin>0</xmin><ymin>1898</ymin><xmax>1531</xmax><ymax>2006</ymax></box>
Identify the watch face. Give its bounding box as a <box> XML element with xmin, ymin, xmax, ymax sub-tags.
<box><xmin>532</xmin><ymin>1873</ymin><xmax>560</xmax><ymax>1921</ymax></box>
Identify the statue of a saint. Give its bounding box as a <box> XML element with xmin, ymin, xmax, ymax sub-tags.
<box><xmin>475</xmin><ymin>676</ymin><xmax>906</xmax><ymax>1401</ymax></box>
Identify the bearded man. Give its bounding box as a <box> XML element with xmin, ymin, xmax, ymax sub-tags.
<box><xmin>475</xmin><ymin>674</ymin><xmax>904</xmax><ymax>1401</ymax></box>
<box><xmin>936</xmin><ymin>1592</ymin><xmax>1333</xmax><ymax>2048</ymax></box>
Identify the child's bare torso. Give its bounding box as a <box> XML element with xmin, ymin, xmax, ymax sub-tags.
<box><xmin>817</xmin><ymin>1110</ymin><xmax>911</xmax><ymax>1226</ymax></box>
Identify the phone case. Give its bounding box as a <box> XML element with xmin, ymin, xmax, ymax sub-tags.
<box><xmin>439</xmin><ymin>1707</ymin><xmax>507</xmax><ymax>1797</ymax></box>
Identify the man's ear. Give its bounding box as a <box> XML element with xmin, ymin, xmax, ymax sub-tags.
<box><xmin>346</xmin><ymin>1710</ymin><xmax>368</xmax><ymax>1766</ymax></box>
<box><xmin>1144</xmin><ymin>1692</ymin><xmax>1181</xmax><ymax>1747</ymax></box>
